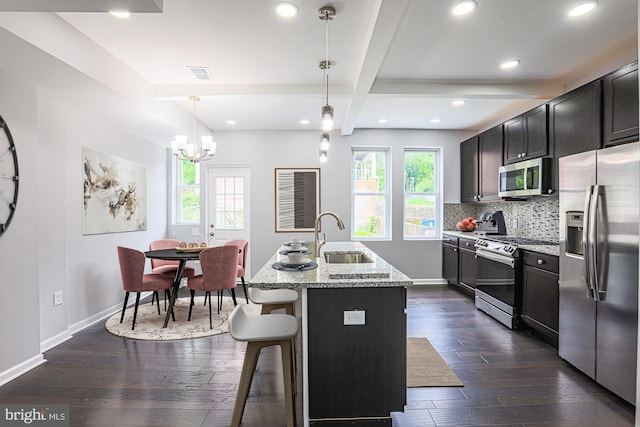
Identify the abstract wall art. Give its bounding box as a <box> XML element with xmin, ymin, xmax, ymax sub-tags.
<box><xmin>274</xmin><ymin>168</ymin><xmax>320</xmax><ymax>232</ymax></box>
<box><xmin>82</xmin><ymin>147</ymin><xmax>147</xmax><ymax>235</ymax></box>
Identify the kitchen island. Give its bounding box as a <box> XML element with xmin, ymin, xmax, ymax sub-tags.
<box><xmin>250</xmin><ymin>242</ymin><xmax>413</xmax><ymax>427</ymax></box>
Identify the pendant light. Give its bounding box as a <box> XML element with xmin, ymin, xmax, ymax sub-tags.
<box><xmin>171</xmin><ymin>96</ymin><xmax>216</xmax><ymax>163</ymax></box>
<box><xmin>319</xmin><ymin>6</ymin><xmax>335</xmax><ymax>132</ymax></box>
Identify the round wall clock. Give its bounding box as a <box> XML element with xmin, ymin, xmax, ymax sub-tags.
<box><xmin>0</xmin><ymin>115</ymin><xmax>18</xmax><ymax>237</ymax></box>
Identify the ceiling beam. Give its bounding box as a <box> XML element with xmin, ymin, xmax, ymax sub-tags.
<box><xmin>153</xmin><ymin>83</ymin><xmax>354</xmax><ymax>99</ymax></box>
<box><xmin>340</xmin><ymin>0</ymin><xmax>410</xmax><ymax>136</ymax></box>
<box><xmin>0</xmin><ymin>0</ymin><xmax>163</xmax><ymax>12</ymax></box>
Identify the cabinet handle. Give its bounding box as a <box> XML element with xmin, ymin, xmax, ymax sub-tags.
<box><xmin>537</xmin><ymin>259</ymin><xmax>544</xmax><ymax>265</ymax></box>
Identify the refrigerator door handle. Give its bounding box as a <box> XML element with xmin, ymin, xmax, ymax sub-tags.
<box><xmin>589</xmin><ymin>185</ymin><xmax>600</xmax><ymax>301</ymax></box>
<box><xmin>583</xmin><ymin>185</ymin><xmax>595</xmax><ymax>299</ymax></box>
<box><xmin>594</xmin><ymin>186</ymin><xmax>608</xmax><ymax>301</ymax></box>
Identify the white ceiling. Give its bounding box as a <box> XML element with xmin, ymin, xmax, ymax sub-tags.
<box><xmin>0</xmin><ymin>0</ymin><xmax>637</xmax><ymax>137</ymax></box>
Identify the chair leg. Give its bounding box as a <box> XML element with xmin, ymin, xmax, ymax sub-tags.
<box><xmin>120</xmin><ymin>292</ymin><xmax>130</xmax><ymax>323</ymax></box>
<box><xmin>217</xmin><ymin>290</ymin><xmax>222</xmax><ymax>314</ymax></box>
<box><xmin>153</xmin><ymin>291</ymin><xmax>161</xmax><ymax>315</ymax></box>
<box><xmin>231</xmin><ymin>342</ymin><xmax>263</xmax><ymax>427</ymax></box>
<box><xmin>188</xmin><ymin>289</ymin><xmax>196</xmax><ymax>321</ymax></box>
<box><xmin>241</xmin><ymin>277</ymin><xmax>248</xmax><ymax>304</ymax></box>
<box><xmin>229</xmin><ymin>288</ymin><xmax>238</xmax><ymax>306</ymax></box>
<box><xmin>131</xmin><ymin>293</ymin><xmax>141</xmax><ymax>330</ymax></box>
<box><xmin>164</xmin><ymin>289</ymin><xmax>170</xmax><ymax>311</ymax></box>
<box><xmin>209</xmin><ymin>292</ymin><xmax>213</xmax><ymax>329</ymax></box>
<box><xmin>280</xmin><ymin>339</ymin><xmax>296</xmax><ymax>427</ymax></box>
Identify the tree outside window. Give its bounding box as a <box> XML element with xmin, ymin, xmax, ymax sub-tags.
<box><xmin>404</xmin><ymin>149</ymin><xmax>440</xmax><ymax>239</ymax></box>
<box><xmin>351</xmin><ymin>149</ymin><xmax>390</xmax><ymax>239</ymax></box>
<box><xmin>178</xmin><ymin>160</ymin><xmax>200</xmax><ymax>223</ymax></box>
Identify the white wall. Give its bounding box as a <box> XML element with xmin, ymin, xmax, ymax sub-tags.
<box><xmin>171</xmin><ymin>128</ymin><xmax>474</xmax><ymax>282</ymax></box>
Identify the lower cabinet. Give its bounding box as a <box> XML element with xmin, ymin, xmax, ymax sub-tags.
<box><xmin>520</xmin><ymin>251</ymin><xmax>559</xmax><ymax>346</ymax></box>
<box><xmin>458</xmin><ymin>237</ymin><xmax>477</xmax><ymax>293</ymax></box>
<box><xmin>442</xmin><ymin>235</ymin><xmax>459</xmax><ymax>285</ymax></box>
<box><xmin>307</xmin><ymin>287</ymin><xmax>406</xmax><ymax>426</ymax></box>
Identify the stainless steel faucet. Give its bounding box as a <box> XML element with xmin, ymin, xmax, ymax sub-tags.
<box><xmin>314</xmin><ymin>211</ymin><xmax>346</xmax><ymax>258</ymax></box>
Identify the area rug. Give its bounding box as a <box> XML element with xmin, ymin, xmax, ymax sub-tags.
<box><xmin>105</xmin><ymin>296</ymin><xmax>261</xmax><ymax>341</ymax></box>
<box><xmin>407</xmin><ymin>337</ymin><xmax>463</xmax><ymax>387</ymax></box>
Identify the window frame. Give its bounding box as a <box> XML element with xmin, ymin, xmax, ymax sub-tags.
<box><xmin>350</xmin><ymin>147</ymin><xmax>391</xmax><ymax>241</ymax></box>
<box><xmin>402</xmin><ymin>147</ymin><xmax>442</xmax><ymax>240</ymax></box>
<box><xmin>175</xmin><ymin>158</ymin><xmax>200</xmax><ymax>224</ymax></box>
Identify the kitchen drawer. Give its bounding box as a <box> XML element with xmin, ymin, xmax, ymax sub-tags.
<box><xmin>522</xmin><ymin>251</ymin><xmax>558</xmax><ymax>273</ymax></box>
<box><xmin>442</xmin><ymin>235</ymin><xmax>458</xmax><ymax>247</ymax></box>
<box><xmin>459</xmin><ymin>237</ymin><xmax>476</xmax><ymax>251</ymax></box>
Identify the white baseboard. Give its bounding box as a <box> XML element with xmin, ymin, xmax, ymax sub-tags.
<box><xmin>411</xmin><ymin>278</ymin><xmax>448</xmax><ymax>286</ymax></box>
<box><xmin>40</xmin><ymin>330</ymin><xmax>73</xmax><ymax>353</ymax></box>
<box><xmin>0</xmin><ymin>354</ymin><xmax>45</xmax><ymax>387</ymax></box>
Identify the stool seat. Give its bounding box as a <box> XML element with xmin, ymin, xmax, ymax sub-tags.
<box><xmin>248</xmin><ymin>287</ymin><xmax>298</xmax><ymax>305</ymax></box>
<box><xmin>229</xmin><ymin>304</ymin><xmax>298</xmax><ymax>427</ymax></box>
<box><xmin>229</xmin><ymin>305</ymin><xmax>298</xmax><ymax>342</ymax></box>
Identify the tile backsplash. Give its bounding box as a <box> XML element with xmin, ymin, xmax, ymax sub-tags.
<box><xmin>444</xmin><ymin>196</ymin><xmax>559</xmax><ymax>242</ymax></box>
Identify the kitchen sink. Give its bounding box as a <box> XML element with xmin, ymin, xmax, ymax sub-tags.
<box><xmin>323</xmin><ymin>251</ymin><xmax>374</xmax><ymax>264</ymax></box>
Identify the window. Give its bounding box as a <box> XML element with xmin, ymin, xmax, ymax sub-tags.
<box><xmin>215</xmin><ymin>176</ymin><xmax>245</xmax><ymax>229</ymax></box>
<box><xmin>177</xmin><ymin>160</ymin><xmax>200</xmax><ymax>223</ymax></box>
<box><xmin>403</xmin><ymin>148</ymin><xmax>441</xmax><ymax>239</ymax></box>
<box><xmin>351</xmin><ymin>148</ymin><xmax>390</xmax><ymax>239</ymax></box>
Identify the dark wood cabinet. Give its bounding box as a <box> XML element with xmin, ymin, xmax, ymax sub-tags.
<box><xmin>460</xmin><ymin>136</ymin><xmax>479</xmax><ymax>203</ymax></box>
<box><xmin>458</xmin><ymin>237</ymin><xmax>477</xmax><ymax>291</ymax></box>
<box><xmin>504</xmin><ymin>104</ymin><xmax>549</xmax><ymax>164</ymax></box>
<box><xmin>549</xmin><ymin>79</ymin><xmax>602</xmax><ymax>191</ymax></box>
<box><xmin>603</xmin><ymin>61</ymin><xmax>639</xmax><ymax>146</ymax></box>
<box><xmin>477</xmin><ymin>125</ymin><xmax>503</xmax><ymax>202</ymax></box>
<box><xmin>460</xmin><ymin>127</ymin><xmax>502</xmax><ymax>203</ymax></box>
<box><xmin>308</xmin><ymin>287</ymin><xmax>406</xmax><ymax>424</ymax></box>
<box><xmin>442</xmin><ymin>234</ymin><xmax>459</xmax><ymax>285</ymax></box>
<box><xmin>520</xmin><ymin>251</ymin><xmax>559</xmax><ymax>347</ymax></box>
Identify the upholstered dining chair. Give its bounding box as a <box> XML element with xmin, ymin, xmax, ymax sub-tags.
<box><xmin>117</xmin><ymin>246</ymin><xmax>175</xmax><ymax>330</ymax></box>
<box><xmin>187</xmin><ymin>246</ymin><xmax>239</xmax><ymax>329</ymax></box>
<box><xmin>149</xmin><ymin>239</ymin><xmax>196</xmax><ymax>277</ymax></box>
<box><xmin>224</xmin><ymin>239</ymin><xmax>249</xmax><ymax>303</ymax></box>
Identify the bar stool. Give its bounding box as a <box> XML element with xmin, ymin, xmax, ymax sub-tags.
<box><xmin>229</xmin><ymin>305</ymin><xmax>298</xmax><ymax>427</ymax></box>
<box><xmin>248</xmin><ymin>287</ymin><xmax>298</xmax><ymax>315</ymax></box>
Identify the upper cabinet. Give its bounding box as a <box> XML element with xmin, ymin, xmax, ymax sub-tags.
<box><xmin>504</xmin><ymin>104</ymin><xmax>549</xmax><ymax>164</ymax></box>
<box><xmin>549</xmin><ymin>80</ymin><xmax>602</xmax><ymax>190</ymax></box>
<box><xmin>478</xmin><ymin>125</ymin><xmax>503</xmax><ymax>202</ymax></box>
<box><xmin>603</xmin><ymin>61</ymin><xmax>639</xmax><ymax>146</ymax></box>
<box><xmin>460</xmin><ymin>126</ymin><xmax>503</xmax><ymax>203</ymax></box>
<box><xmin>460</xmin><ymin>136</ymin><xmax>479</xmax><ymax>203</ymax></box>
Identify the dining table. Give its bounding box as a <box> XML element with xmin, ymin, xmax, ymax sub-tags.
<box><xmin>144</xmin><ymin>248</ymin><xmax>203</xmax><ymax>328</ymax></box>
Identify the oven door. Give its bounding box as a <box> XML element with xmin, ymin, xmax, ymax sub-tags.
<box><xmin>475</xmin><ymin>249</ymin><xmax>518</xmax><ymax>318</ymax></box>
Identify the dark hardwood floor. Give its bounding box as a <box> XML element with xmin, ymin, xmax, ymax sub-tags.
<box><xmin>0</xmin><ymin>286</ymin><xmax>634</xmax><ymax>426</ymax></box>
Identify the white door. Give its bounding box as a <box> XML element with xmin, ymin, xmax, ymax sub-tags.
<box><xmin>206</xmin><ymin>166</ymin><xmax>250</xmax><ymax>243</ymax></box>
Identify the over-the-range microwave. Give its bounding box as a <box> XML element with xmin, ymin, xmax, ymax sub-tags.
<box><xmin>498</xmin><ymin>157</ymin><xmax>553</xmax><ymax>198</ymax></box>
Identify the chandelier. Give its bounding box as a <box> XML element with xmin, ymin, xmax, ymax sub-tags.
<box><xmin>318</xmin><ymin>5</ymin><xmax>335</xmax><ymax>162</ymax></box>
<box><xmin>171</xmin><ymin>96</ymin><xmax>216</xmax><ymax>163</ymax></box>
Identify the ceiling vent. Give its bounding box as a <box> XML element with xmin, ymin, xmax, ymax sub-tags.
<box><xmin>187</xmin><ymin>66</ymin><xmax>212</xmax><ymax>81</ymax></box>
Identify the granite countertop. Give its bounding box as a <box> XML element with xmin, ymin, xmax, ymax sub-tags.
<box><xmin>249</xmin><ymin>241</ymin><xmax>413</xmax><ymax>289</ymax></box>
<box><xmin>442</xmin><ymin>230</ymin><xmax>560</xmax><ymax>257</ymax></box>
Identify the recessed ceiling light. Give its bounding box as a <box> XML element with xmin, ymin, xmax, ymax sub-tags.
<box><xmin>109</xmin><ymin>10</ymin><xmax>130</xmax><ymax>19</ymax></box>
<box><xmin>226</xmin><ymin>120</ymin><xmax>237</xmax><ymax>125</ymax></box>
<box><xmin>500</xmin><ymin>59</ymin><xmax>520</xmax><ymax>70</ymax></box>
<box><xmin>300</xmin><ymin>119</ymin><xmax>310</xmax><ymax>125</ymax></box>
<box><xmin>569</xmin><ymin>1</ymin><xmax>598</xmax><ymax>17</ymax></box>
<box><xmin>431</xmin><ymin>118</ymin><xmax>441</xmax><ymax>124</ymax></box>
<box><xmin>451</xmin><ymin>100</ymin><xmax>465</xmax><ymax>106</ymax></box>
<box><xmin>275</xmin><ymin>2</ymin><xmax>299</xmax><ymax>18</ymax></box>
<box><xmin>451</xmin><ymin>1</ymin><xmax>476</xmax><ymax>16</ymax></box>
<box><xmin>378</xmin><ymin>119</ymin><xmax>388</xmax><ymax>124</ymax></box>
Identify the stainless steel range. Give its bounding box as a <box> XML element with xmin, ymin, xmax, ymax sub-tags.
<box><xmin>474</xmin><ymin>236</ymin><xmax>558</xmax><ymax>329</ymax></box>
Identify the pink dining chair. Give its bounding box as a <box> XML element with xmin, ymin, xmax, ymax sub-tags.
<box><xmin>187</xmin><ymin>246</ymin><xmax>239</xmax><ymax>329</ymax></box>
<box><xmin>117</xmin><ymin>246</ymin><xmax>175</xmax><ymax>330</ymax></box>
<box><xmin>149</xmin><ymin>239</ymin><xmax>197</xmax><ymax>277</ymax></box>
<box><xmin>224</xmin><ymin>239</ymin><xmax>249</xmax><ymax>303</ymax></box>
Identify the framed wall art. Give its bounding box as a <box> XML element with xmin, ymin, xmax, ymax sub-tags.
<box><xmin>274</xmin><ymin>168</ymin><xmax>320</xmax><ymax>232</ymax></box>
<box><xmin>82</xmin><ymin>146</ymin><xmax>147</xmax><ymax>235</ymax></box>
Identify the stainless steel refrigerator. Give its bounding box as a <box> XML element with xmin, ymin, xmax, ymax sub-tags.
<box><xmin>559</xmin><ymin>141</ymin><xmax>639</xmax><ymax>405</ymax></box>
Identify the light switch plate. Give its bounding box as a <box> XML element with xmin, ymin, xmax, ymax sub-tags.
<box><xmin>344</xmin><ymin>310</ymin><xmax>365</xmax><ymax>325</ymax></box>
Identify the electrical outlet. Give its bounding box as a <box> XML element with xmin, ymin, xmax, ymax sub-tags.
<box><xmin>191</xmin><ymin>228</ymin><xmax>200</xmax><ymax>236</ymax></box>
<box><xmin>53</xmin><ymin>291</ymin><xmax>62</xmax><ymax>306</ymax></box>
<box><xmin>344</xmin><ymin>310</ymin><xmax>365</xmax><ymax>325</ymax></box>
